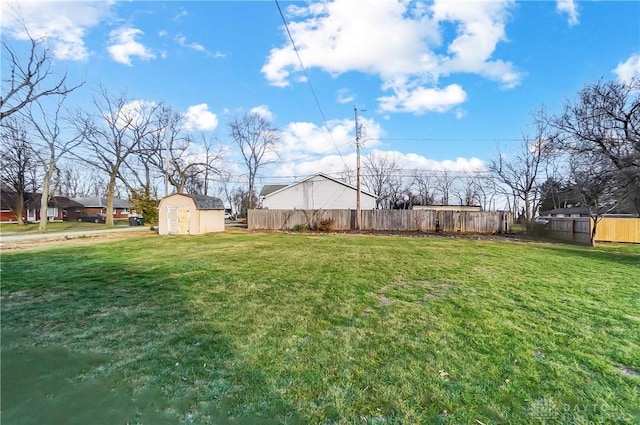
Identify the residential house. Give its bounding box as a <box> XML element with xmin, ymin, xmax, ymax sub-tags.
<box><xmin>1</xmin><ymin>191</ymin><xmax>20</xmax><ymax>222</ymax></box>
<box><xmin>1</xmin><ymin>191</ymin><xmax>84</xmax><ymax>222</ymax></box>
<box><xmin>260</xmin><ymin>173</ymin><xmax>377</xmax><ymax>210</ymax></box>
<box><xmin>72</xmin><ymin>197</ymin><xmax>132</xmax><ymax>219</ymax></box>
<box><xmin>539</xmin><ymin>207</ymin><xmax>638</xmax><ymax>218</ymax></box>
<box><xmin>412</xmin><ymin>205</ymin><xmax>482</xmax><ymax>212</ymax></box>
<box><xmin>27</xmin><ymin>194</ymin><xmax>85</xmax><ymax>221</ymax></box>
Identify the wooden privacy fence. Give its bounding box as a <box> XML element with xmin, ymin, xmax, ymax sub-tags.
<box><xmin>248</xmin><ymin>209</ymin><xmax>513</xmax><ymax>234</ymax></box>
<box><xmin>549</xmin><ymin>217</ymin><xmax>640</xmax><ymax>244</ymax></box>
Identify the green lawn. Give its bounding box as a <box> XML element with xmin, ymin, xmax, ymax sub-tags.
<box><xmin>1</xmin><ymin>231</ymin><xmax>639</xmax><ymax>424</ymax></box>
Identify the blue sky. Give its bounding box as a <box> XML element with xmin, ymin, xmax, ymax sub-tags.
<box><xmin>3</xmin><ymin>0</ymin><xmax>640</xmax><ymax>187</ymax></box>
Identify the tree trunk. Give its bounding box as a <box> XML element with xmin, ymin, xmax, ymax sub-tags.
<box><xmin>38</xmin><ymin>159</ymin><xmax>56</xmax><ymax>231</ymax></box>
<box><xmin>13</xmin><ymin>192</ymin><xmax>25</xmax><ymax>226</ymax></box>
<box><xmin>105</xmin><ymin>171</ymin><xmax>117</xmax><ymax>226</ymax></box>
<box><xmin>590</xmin><ymin>217</ymin><xmax>597</xmax><ymax>247</ymax></box>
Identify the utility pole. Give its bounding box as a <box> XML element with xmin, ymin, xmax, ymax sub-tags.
<box><xmin>354</xmin><ymin>106</ymin><xmax>365</xmax><ymax>230</ymax></box>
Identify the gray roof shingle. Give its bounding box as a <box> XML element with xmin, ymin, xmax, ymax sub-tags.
<box><xmin>185</xmin><ymin>194</ymin><xmax>225</xmax><ymax>210</ymax></box>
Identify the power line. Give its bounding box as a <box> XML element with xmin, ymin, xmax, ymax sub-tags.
<box><xmin>274</xmin><ymin>0</ymin><xmax>348</xmax><ymax>169</ymax></box>
<box><xmin>374</xmin><ymin>138</ymin><xmax>525</xmax><ymax>143</ymax></box>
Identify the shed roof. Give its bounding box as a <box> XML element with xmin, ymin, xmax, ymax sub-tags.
<box><xmin>164</xmin><ymin>193</ymin><xmax>225</xmax><ymax>210</ymax></box>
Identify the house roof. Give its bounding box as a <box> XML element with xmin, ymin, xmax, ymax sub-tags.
<box><xmin>1</xmin><ymin>191</ymin><xmax>84</xmax><ymax>209</ymax></box>
<box><xmin>540</xmin><ymin>206</ymin><xmax>638</xmax><ymax>216</ymax></box>
<box><xmin>0</xmin><ymin>191</ymin><xmax>17</xmax><ymax>210</ymax></box>
<box><xmin>72</xmin><ymin>197</ymin><xmax>131</xmax><ymax>209</ymax></box>
<box><xmin>26</xmin><ymin>194</ymin><xmax>84</xmax><ymax>209</ymax></box>
<box><xmin>164</xmin><ymin>193</ymin><xmax>225</xmax><ymax>210</ymax></box>
<box><xmin>261</xmin><ymin>173</ymin><xmax>378</xmax><ymax>199</ymax></box>
<box><xmin>259</xmin><ymin>184</ymin><xmax>287</xmax><ymax>197</ymax></box>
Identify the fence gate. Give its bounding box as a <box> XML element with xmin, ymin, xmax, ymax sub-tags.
<box><xmin>167</xmin><ymin>206</ymin><xmax>190</xmax><ymax>234</ymax></box>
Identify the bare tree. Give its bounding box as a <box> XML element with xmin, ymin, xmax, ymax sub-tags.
<box><xmin>177</xmin><ymin>133</ymin><xmax>224</xmax><ymax>195</ymax></box>
<box><xmin>569</xmin><ymin>152</ymin><xmax>623</xmax><ymax>246</ymax></box>
<box><xmin>28</xmin><ymin>96</ymin><xmax>82</xmax><ymax>230</ymax></box>
<box><xmin>228</xmin><ymin>112</ymin><xmax>279</xmax><ymax>209</ymax></box>
<box><xmin>553</xmin><ymin>78</ymin><xmax>640</xmax><ymax>214</ymax></box>
<box><xmin>57</xmin><ymin>161</ymin><xmax>84</xmax><ymax>198</ymax></box>
<box><xmin>387</xmin><ymin>174</ymin><xmax>412</xmax><ymax>209</ymax></box>
<box><xmin>338</xmin><ymin>166</ymin><xmax>356</xmax><ymax>186</ymax></box>
<box><xmin>231</xmin><ymin>186</ymin><xmax>255</xmax><ymax>218</ymax></box>
<box><xmin>489</xmin><ymin>109</ymin><xmax>556</xmax><ymax>227</ymax></box>
<box><xmin>215</xmin><ymin>171</ymin><xmax>237</xmax><ymax>215</ymax></box>
<box><xmin>75</xmin><ymin>87</ymin><xmax>161</xmax><ymax>226</ymax></box>
<box><xmin>435</xmin><ymin>170</ymin><xmax>456</xmax><ymax>205</ymax></box>
<box><xmin>452</xmin><ymin>176</ymin><xmax>481</xmax><ymax>206</ymax></box>
<box><xmin>362</xmin><ymin>151</ymin><xmax>400</xmax><ymax>209</ymax></box>
<box><xmin>200</xmin><ymin>134</ymin><xmax>225</xmax><ymax>196</ymax></box>
<box><xmin>1</xmin><ymin>30</ymin><xmax>82</xmax><ymax>120</ymax></box>
<box><xmin>470</xmin><ymin>172</ymin><xmax>498</xmax><ymax>211</ymax></box>
<box><xmin>412</xmin><ymin>170</ymin><xmax>436</xmax><ymax>206</ymax></box>
<box><xmin>0</xmin><ymin>116</ymin><xmax>34</xmax><ymax>224</ymax></box>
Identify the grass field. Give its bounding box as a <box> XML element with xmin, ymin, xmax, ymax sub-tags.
<box><xmin>1</xmin><ymin>230</ymin><xmax>639</xmax><ymax>424</ymax></box>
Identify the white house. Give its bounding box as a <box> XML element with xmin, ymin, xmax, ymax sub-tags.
<box><xmin>260</xmin><ymin>173</ymin><xmax>377</xmax><ymax>210</ymax></box>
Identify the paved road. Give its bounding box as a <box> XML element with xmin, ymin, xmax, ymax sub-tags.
<box><xmin>0</xmin><ymin>226</ymin><xmax>151</xmax><ymax>244</ymax></box>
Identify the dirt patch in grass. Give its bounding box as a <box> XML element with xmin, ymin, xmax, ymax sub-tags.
<box><xmin>374</xmin><ymin>280</ymin><xmax>454</xmax><ymax>307</ymax></box>
<box><xmin>618</xmin><ymin>365</ymin><xmax>640</xmax><ymax>377</ymax></box>
<box><xmin>0</xmin><ymin>231</ymin><xmax>156</xmax><ymax>252</ymax></box>
<box><xmin>378</xmin><ymin>295</ymin><xmax>392</xmax><ymax>307</ymax></box>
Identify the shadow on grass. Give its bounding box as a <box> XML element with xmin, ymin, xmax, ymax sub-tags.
<box><xmin>542</xmin><ymin>243</ymin><xmax>640</xmax><ymax>268</ymax></box>
<box><xmin>1</xmin><ymin>246</ymin><xmax>307</xmax><ymax>425</ymax></box>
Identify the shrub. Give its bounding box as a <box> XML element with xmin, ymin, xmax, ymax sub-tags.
<box><xmin>316</xmin><ymin>218</ymin><xmax>334</xmax><ymax>232</ymax></box>
<box><xmin>292</xmin><ymin>223</ymin><xmax>310</xmax><ymax>232</ymax></box>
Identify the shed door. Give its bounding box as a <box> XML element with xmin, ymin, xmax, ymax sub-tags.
<box><xmin>167</xmin><ymin>206</ymin><xmax>190</xmax><ymax>234</ymax></box>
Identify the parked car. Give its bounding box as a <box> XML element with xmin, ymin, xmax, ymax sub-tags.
<box><xmin>77</xmin><ymin>213</ymin><xmax>106</xmax><ymax>223</ymax></box>
<box><xmin>535</xmin><ymin>216</ymin><xmax>549</xmax><ymax>225</ymax></box>
<box><xmin>224</xmin><ymin>212</ymin><xmax>234</xmax><ymax>220</ymax></box>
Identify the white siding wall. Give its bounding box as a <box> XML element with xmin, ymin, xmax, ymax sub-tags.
<box><xmin>263</xmin><ymin>175</ymin><xmax>376</xmax><ymax>210</ymax></box>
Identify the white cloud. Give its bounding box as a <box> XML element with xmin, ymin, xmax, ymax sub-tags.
<box><xmin>262</xmin><ymin>0</ymin><xmax>522</xmax><ymax>112</ymax></box>
<box><xmin>378</xmin><ymin>84</ymin><xmax>467</xmax><ymax>114</ymax></box>
<box><xmin>184</xmin><ymin>104</ymin><xmax>218</xmax><ymax>131</ymax></box>
<box><xmin>176</xmin><ymin>34</ymin><xmax>205</xmax><ymax>52</ymax></box>
<box><xmin>556</xmin><ymin>0</ymin><xmax>579</xmax><ymax>26</ymax></box>
<box><xmin>1</xmin><ymin>1</ymin><xmax>114</xmax><ymax>61</ymax></box>
<box><xmin>107</xmin><ymin>27</ymin><xmax>155</xmax><ymax>66</ymax></box>
<box><xmin>279</xmin><ymin>117</ymin><xmax>383</xmax><ymax>161</ymax></box>
<box><xmin>337</xmin><ymin>88</ymin><xmax>355</xmax><ymax>104</ymax></box>
<box><xmin>613</xmin><ymin>53</ymin><xmax>640</xmax><ymax>85</ymax></box>
<box><xmin>455</xmin><ymin>108</ymin><xmax>467</xmax><ymax>119</ymax></box>
<box><xmin>173</xmin><ymin>8</ymin><xmax>188</xmax><ymax>22</ymax></box>
<box><xmin>114</xmin><ymin>100</ymin><xmax>158</xmax><ymax>130</ymax></box>
<box><xmin>274</xmin><ymin>152</ymin><xmax>358</xmax><ymax>178</ymax></box>
<box><xmin>250</xmin><ymin>105</ymin><xmax>274</xmax><ymax>121</ymax></box>
<box><xmin>431</xmin><ymin>0</ymin><xmax>521</xmax><ymax>88</ymax></box>
<box><xmin>273</xmin><ymin>148</ymin><xmax>485</xmax><ymax>179</ymax></box>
